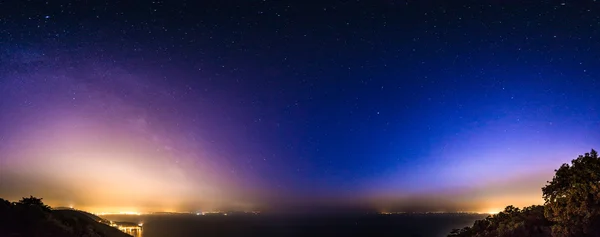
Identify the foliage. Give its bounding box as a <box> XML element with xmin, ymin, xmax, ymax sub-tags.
<box><xmin>16</xmin><ymin>195</ymin><xmax>51</xmax><ymax>212</ymax></box>
<box><xmin>449</xmin><ymin>149</ymin><xmax>600</xmax><ymax>237</ymax></box>
<box><xmin>448</xmin><ymin>205</ymin><xmax>551</xmax><ymax>237</ymax></box>
<box><xmin>542</xmin><ymin>149</ymin><xmax>600</xmax><ymax>237</ymax></box>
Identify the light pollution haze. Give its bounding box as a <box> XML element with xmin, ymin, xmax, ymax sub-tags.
<box><xmin>1</xmin><ymin>52</ymin><xmax>595</xmax><ymax>214</ymax></box>
<box><xmin>2</xmin><ymin>0</ymin><xmax>600</xmax><ymax>214</ymax></box>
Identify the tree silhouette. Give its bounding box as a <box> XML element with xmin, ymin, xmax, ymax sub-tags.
<box><xmin>542</xmin><ymin>149</ymin><xmax>600</xmax><ymax>236</ymax></box>
<box><xmin>16</xmin><ymin>195</ymin><xmax>51</xmax><ymax>212</ymax></box>
<box><xmin>449</xmin><ymin>149</ymin><xmax>600</xmax><ymax>237</ymax></box>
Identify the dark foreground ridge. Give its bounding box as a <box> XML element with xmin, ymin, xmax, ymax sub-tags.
<box><xmin>0</xmin><ymin>196</ymin><xmax>130</xmax><ymax>237</ymax></box>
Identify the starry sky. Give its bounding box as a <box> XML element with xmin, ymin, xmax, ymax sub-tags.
<box><xmin>1</xmin><ymin>0</ymin><xmax>599</xmax><ymax>213</ymax></box>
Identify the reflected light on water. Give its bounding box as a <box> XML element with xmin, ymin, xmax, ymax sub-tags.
<box><xmin>119</xmin><ymin>226</ymin><xmax>143</xmax><ymax>237</ymax></box>
<box><xmin>108</xmin><ymin>221</ymin><xmax>143</xmax><ymax>237</ymax></box>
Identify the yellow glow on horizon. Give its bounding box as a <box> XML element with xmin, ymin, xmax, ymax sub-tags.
<box><xmin>0</xmin><ymin>114</ymin><xmax>243</xmax><ymax>214</ymax></box>
<box><xmin>94</xmin><ymin>211</ymin><xmax>142</xmax><ymax>216</ymax></box>
<box><xmin>485</xmin><ymin>209</ymin><xmax>501</xmax><ymax>215</ymax></box>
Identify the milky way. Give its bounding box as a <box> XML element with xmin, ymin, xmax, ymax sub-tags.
<box><xmin>0</xmin><ymin>55</ymin><xmax>260</xmax><ymax>212</ymax></box>
<box><xmin>1</xmin><ymin>1</ymin><xmax>599</xmax><ymax>213</ymax></box>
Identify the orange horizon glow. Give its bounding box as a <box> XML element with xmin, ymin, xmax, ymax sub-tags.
<box><xmin>0</xmin><ymin>113</ymin><xmax>251</xmax><ymax>213</ymax></box>
<box><xmin>0</xmin><ymin>85</ymin><xmax>558</xmax><ymax>213</ymax></box>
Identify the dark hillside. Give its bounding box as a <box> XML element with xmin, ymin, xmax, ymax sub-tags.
<box><xmin>0</xmin><ymin>196</ymin><xmax>131</xmax><ymax>237</ymax></box>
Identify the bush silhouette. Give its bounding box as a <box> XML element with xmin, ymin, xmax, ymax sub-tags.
<box><xmin>448</xmin><ymin>205</ymin><xmax>551</xmax><ymax>237</ymax></box>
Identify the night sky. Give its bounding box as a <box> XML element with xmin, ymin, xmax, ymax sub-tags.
<box><xmin>1</xmin><ymin>1</ymin><xmax>599</xmax><ymax>214</ymax></box>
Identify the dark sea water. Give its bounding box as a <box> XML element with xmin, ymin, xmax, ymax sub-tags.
<box><xmin>104</xmin><ymin>213</ymin><xmax>486</xmax><ymax>237</ymax></box>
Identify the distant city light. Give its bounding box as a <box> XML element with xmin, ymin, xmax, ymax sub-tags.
<box><xmin>95</xmin><ymin>211</ymin><xmax>142</xmax><ymax>216</ymax></box>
